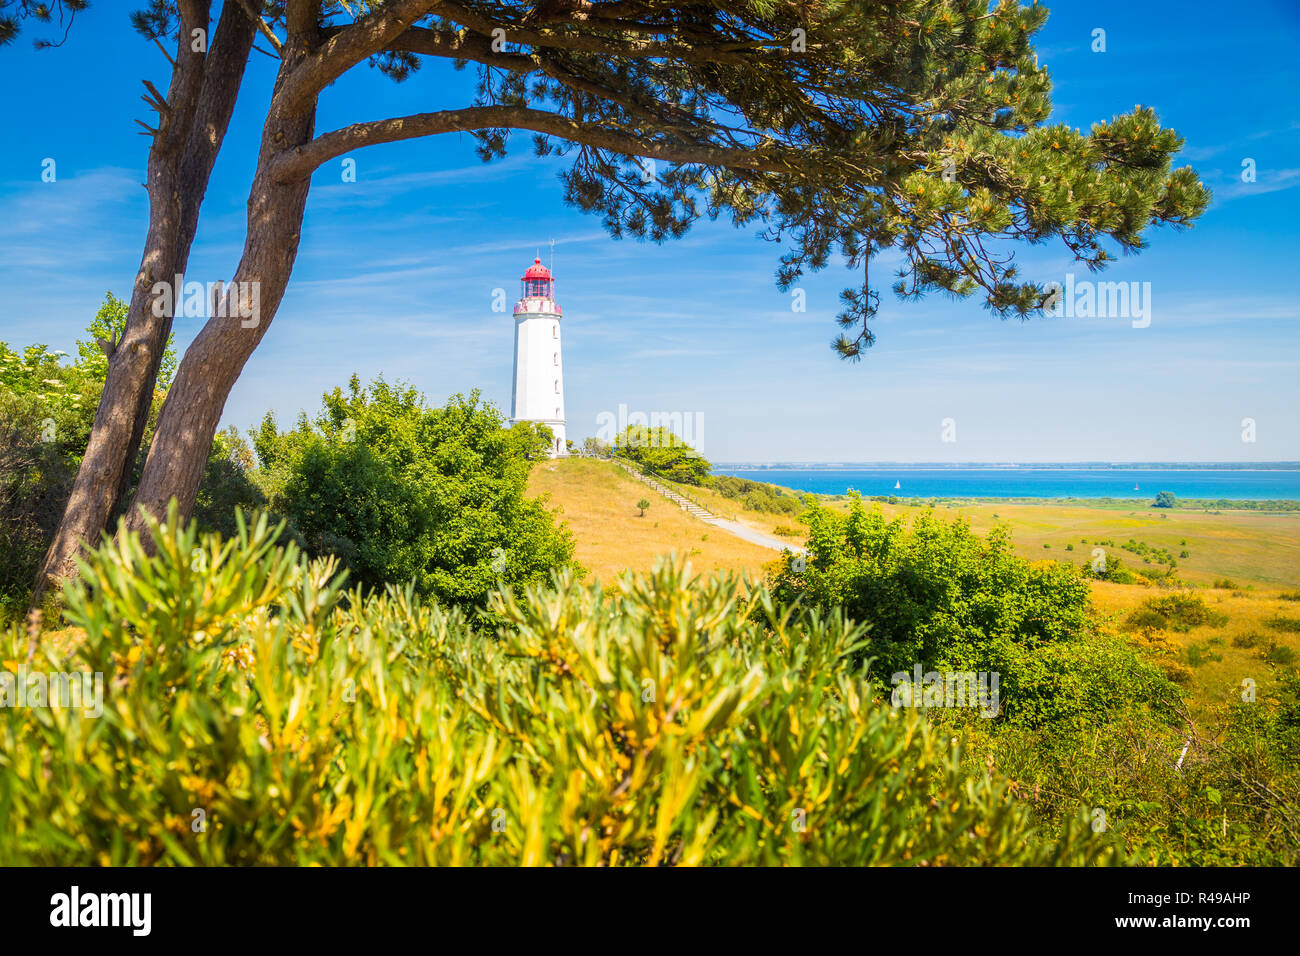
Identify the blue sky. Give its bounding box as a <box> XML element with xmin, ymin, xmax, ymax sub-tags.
<box><xmin>1</xmin><ymin>1</ymin><xmax>1297</xmax><ymax>463</ymax></box>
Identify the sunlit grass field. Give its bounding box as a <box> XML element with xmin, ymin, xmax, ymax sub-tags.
<box><xmin>534</xmin><ymin>458</ymin><xmax>1300</xmax><ymax>713</ymax></box>
<box><xmin>527</xmin><ymin>457</ymin><xmax>781</xmax><ymax>582</ymax></box>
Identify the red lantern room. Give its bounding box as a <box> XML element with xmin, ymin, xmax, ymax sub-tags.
<box><xmin>521</xmin><ymin>257</ymin><xmax>554</xmax><ymax>300</ymax></box>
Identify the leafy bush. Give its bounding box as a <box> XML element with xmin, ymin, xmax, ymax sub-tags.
<box><xmin>1266</xmin><ymin>615</ymin><xmax>1300</xmax><ymax>634</ymax></box>
<box><xmin>955</xmin><ymin>692</ymin><xmax>1300</xmax><ymax>865</ymax></box>
<box><xmin>1080</xmin><ymin>550</ymin><xmax>1137</xmax><ymax>584</ymax></box>
<box><xmin>1124</xmin><ymin>594</ymin><xmax>1228</xmax><ymax>633</ymax></box>
<box><xmin>993</xmin><ymin>634</ymin><xmax>1181</xmax><ymax>728</ymax></box>
<box><xmin>706</xmin><ymin>475</ymin><xmax>804</xmax><ymax>516</ymax></box>
<box><xmin>193</xmin><ymin>426</ymin><xmax>266</xmax><ymax>540</ymax></box>
<box><xmin>1263</xmin><ymin>642</ymin><xmax>1298</xmax><ymax>667</ymax></box>
<box><xmin>612</xmin><ymin>425</ymin><xmax>710</xmax><ymax>485</ymax></box>
<box><xmin>0</xmin><ymin>293</ymin><xmax>175</xmax><ymax>618</ymax></box>
<box><xmin>767</xmin><ymin>497</ymin><xmax>1091</xmax><ymax>680</ymax></box>
<box><xmin>251</xmin><ymin>377</ymin><xmax>575</xmax><ymax>608</ymax></box>
<box><xmin>0</xmin><ymin>508</ymin><xmax>1114</xmax><ymax>866</ymax></box>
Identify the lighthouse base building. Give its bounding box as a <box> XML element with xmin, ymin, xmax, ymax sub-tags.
<box><xmin>510</xmin><ymin>256</ymin><xmax>567</xmax><ymax>457</ymax></box>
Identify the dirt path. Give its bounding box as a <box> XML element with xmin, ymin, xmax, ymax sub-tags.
<box><xmin>703</xmin><ymin>517</ymin><xmax>805</xmax><ymax>554</ymax></box>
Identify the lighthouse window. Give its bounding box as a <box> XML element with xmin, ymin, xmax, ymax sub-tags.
<box><xmin>553</xmin><ymin>352</ymin><xmax>558</xmax><ymax>365</ymax></box>
<box><xmin>552</xmin><ymin>325</ymin><xmax>557</xmax><ymax>338</ymax></box>
<box><xmin>554</xmin><ymin>380</ymin><xmax>559</xmax><ymax>393</ymax></box>
<box><xmin>524</xmin><ymin>279</ymin><xmax>552</xmax><ymax>298</ymax></box>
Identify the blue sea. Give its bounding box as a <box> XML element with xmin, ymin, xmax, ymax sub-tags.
<box><xmin>710</xmin><ymin>467</ymin><xmax>1300</xmax><ymax>501</ymax></box>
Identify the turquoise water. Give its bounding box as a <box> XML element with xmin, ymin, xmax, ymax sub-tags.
<box><xmin>711</xmin><ymin>467</ymin><xmax>1300</xmax><ymax>501</ymax></box>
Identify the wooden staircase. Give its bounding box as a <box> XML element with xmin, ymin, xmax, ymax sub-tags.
<box><xmin>614</xmin><ymin>460</ymin><xmax>716</xmax><ymax>521</ymax></box>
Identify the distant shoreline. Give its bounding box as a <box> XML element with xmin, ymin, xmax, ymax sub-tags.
<box><xmin>713</xmin><ymin>462</ymin><xmax>1300</xmax><ymax>472</ymax></box>
<box><xmin>707</xmin><ymin>465</ymin><xmax>1300</xmax><ymax>508</ymax></box>
<box><xmin>821</xmin><ymin>495</ymin><xmax>1300</xmax><ymax>511</ymax></box>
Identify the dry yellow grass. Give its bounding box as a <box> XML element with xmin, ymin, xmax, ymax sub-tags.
<box><xmin>1088</xmin><ymin>580</ymin><xmax>1300</xmax><ymax>713</ymax></box>
<box><xmin>528</xmin><ymin>458</ymin><xmax>782</xmax><ymax>583</ymax></box>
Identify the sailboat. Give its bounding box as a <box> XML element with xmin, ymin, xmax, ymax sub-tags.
<box><xmin>1134</xmin><ymin>483</ymin><xmax>1140</xmax><ymax>492</ymax></box>
<box><xmin>894</xmin><ymin>480</ymin><xmax>901</xmax><ymax>490</ymax></box>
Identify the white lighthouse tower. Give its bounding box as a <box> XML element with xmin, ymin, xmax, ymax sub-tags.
<box><xmin>510</xmin><ymin>255</ymin><xmax>566</xmax><ymax>456</ymax></box>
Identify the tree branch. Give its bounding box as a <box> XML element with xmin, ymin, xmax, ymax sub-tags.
<box><xmin>279</xmin><ymin>0</ymin><xmax>443</xmax><ymax>109</ymax></box>
<box><xmin>269</xmin><ymin>104</ymin><xmax>801</xmax><ymax>183</ymax></box>
<box><xmin>380</xmin><ymin>23</ymin><xmax>532</xmax><ymax>72</ymax></box>
<box><xmin>434</xmin><ymin>1</ymin><xmax>762</xmax><ymax>65</ymax></box>
<box><xmin>237</xmin><ymin>0</ymin><xmax>282</xmax><ymax>55</ymax></box>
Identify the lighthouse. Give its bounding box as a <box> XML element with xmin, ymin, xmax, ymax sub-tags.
<box><xmin>510</xmin><ymin>255</ymin><xmax>566</xmax><ymax>456</ymax></box>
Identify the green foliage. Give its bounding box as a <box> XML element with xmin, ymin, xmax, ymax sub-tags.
<box><xmin>955</xmin><ymin>680</ymin><xmax>1300</xmax><ymax>866</ymax></box>
<box><xmin>991</xmin><ymin>635</ymin><xmax>1181</xmax><ymax>729</ymax></box>
<box><xmin>1119</xmin><ymin>537</ymin><xmax>1177</xmax><ymax>567</ymax></box>
<box><xmin>0</xmin><ymin>386</ymin><xmax>80</xmax><ymax>618</ymax></box>
<box><xmin>1124</xmin><ymin>593</ymin><xmax>1228</xmax><ymax>633</ymax></box>
<box><xmin>0</xmin><ymin>508</ymin><xmax>1115</xmax><ymax>865</ymax></box>
<box><xmin>612</xmin><ymin>425</ymin><xmax>711</xmax><ymax>484</ymax></box>
<box><xmin>582</xmin><ymin>436</ymin><xmax>612</xmax><ymax>457</ymax></box>
<box><xmin>193</xmin><ymin>426</ymin><xmax>266</xmax><ymax>541</ymax></box>
<box><xmin>768</xmin><ymin>495</ymin><xmax>1091</xmax><ymax>681</ymax></box>
<box><xmin>706</xmin><ymin>474</ymin><xmax>803</xmax><ymax>516</ymax></box>
<box><xmin>249</xmin><ymin>376</ymin><xmax>575</xmax><ymax>608</ymax></box>
<box><xmin>1264</xmin><ymin>642</ymin><xmax>1298</xmax><ymax>667</ymax></box>
<box><xmin>0</xmin><ymin>293</ymin><xmax>174</xmax><ymax>617</ymax></box>
<box><xmin>1152</xmin><ymin>491</ymin><xmax>1177</xmax><ymax>509</ymax></box>
<box><xmin>1183</xmin><ymin>642</ymin><xmax>1222</xmax><ymax>668</ymax></box>
<box><xmin>1080</xmin><ymin>550</ymin><xmax>1136</xmax><ymax>584</ymax></box>
<box><xmin>636</xmin><ymin>497</ymin><xmax>650</xmax><ymax>516</ymax></box>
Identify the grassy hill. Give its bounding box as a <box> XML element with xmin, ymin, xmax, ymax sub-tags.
<box><xmin>526</xmin><ymin>457</ymin><xmax>782</xmax><ymax>582</ymax></box>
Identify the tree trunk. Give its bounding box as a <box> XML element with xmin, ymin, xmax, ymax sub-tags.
<box><xmin>35</xmin><ymin>1</ymin><xmax>255</xmax><ymax>595</ymax></box>
<box><xmin>126</xmin><ymin>66</ymin><xmax>318</xmax><ymax>533</ymax></box>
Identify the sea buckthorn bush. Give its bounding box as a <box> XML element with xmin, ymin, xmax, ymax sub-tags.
<box><xmin>0</xmin><ymin>505</ymin><xmax>1112</xmax><ymax>866</ymax></box>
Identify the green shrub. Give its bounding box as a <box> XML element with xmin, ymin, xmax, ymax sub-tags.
<box><xmin>992</xmin><ymin>634</ymin><xmax>1181</xmax><ymax>729</ymax></box>
<box><xmin>1263</xmin><ymin>642</ymin><xmax>1298</xmax><ymax>667</ymax></box>
<box><xmin>768</xmin><ymin>497</ymin><xmax>1091</xmax><ymax>680</ymax></box>
<box><xmin>1081</xmin><ymin>551</ymin><xmax>1136</xmax><ymax>584</ymax></box>
<box><xmin>955</xmin><ymin>694</ymin><xmax>1300</xmax><ymax>865</ymax></box>
<box><xmin>1266</xmin><ymin>615</ymin><xmax>1300</xmax><ymax>634</ymax></box>
<box><xmin>0</xmin><ymin>293</ymin><xmax>174</xmax><ymax>617</ymax></box>
<box><xmin>1124</xmin><ymin>593</ymin><xmax>1228</xmax><ymax>633</ymax></box>
<box><xmin>705</xmin><ymin>474</ymin><xmax>803</xmax><ymax>516</ymax></box>
<box><xmin>612</xmin><ymin>425</ymin><xmax>710</xmax><ymax>485</ymax></box>
<box><xmin>0</xmin><ymin>506</ymin><xmax>1114</xmax><ymax>866</ymax></box>
<box><xmin>253</xmin><ymin>378</ymin><xmax>575</xmax><ymax>608</ymax></box>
